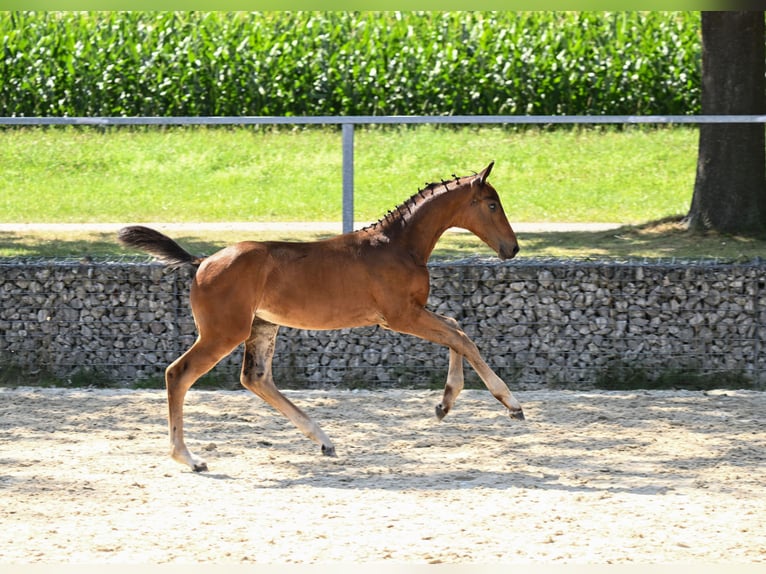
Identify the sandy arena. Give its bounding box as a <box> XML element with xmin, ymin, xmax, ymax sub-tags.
<box><xmin>1</xmin><ymin>386</ymin><xmax>764</xmax><ymax>564</ymax></box>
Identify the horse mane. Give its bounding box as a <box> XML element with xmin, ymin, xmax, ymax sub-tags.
<box><xmin>361</xmin><ymin>172</ymin><xmax>475</xmax><ymax>233</ymax></box>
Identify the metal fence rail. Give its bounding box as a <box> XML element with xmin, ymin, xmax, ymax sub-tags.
<box><xmin>4</xmin><ymin>114</ymin><xmax>766</xmax><ymax>233</ymax></box>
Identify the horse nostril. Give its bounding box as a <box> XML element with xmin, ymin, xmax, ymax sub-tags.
<box><xmin>501</xmin><ymin>242</ymin><xmax>520</xmax><ymax>260</ymax></box>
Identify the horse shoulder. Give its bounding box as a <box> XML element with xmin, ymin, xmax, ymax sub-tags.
<box><xmin>355</xmin><ymin>242</ymin><xmax>431</xmax><ymax>308</ymax></box>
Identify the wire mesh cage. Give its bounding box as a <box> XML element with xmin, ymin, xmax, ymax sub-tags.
<box><xmin>1</xmin><ymin>257</ymin><xmax>764</xmax><ymax>389</ymax></box>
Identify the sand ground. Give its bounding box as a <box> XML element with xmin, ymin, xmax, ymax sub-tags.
<box><xmin>1</xmin><ymin>386</ymin><xmax>764</xmax><ymax>564</ymax></box>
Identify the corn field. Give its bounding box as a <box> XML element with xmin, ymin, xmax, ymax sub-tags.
<box><xmin>0</xmin><ymin>11</ymin><xmax>701</xmax><ymax>117</ymax></box>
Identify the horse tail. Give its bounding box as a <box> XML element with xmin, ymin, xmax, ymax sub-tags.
<box><xmin>118</xmin><ymin>225</ymin><xmax>205</xmax><ymax>269</ymax></box>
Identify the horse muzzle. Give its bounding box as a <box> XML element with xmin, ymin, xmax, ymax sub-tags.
<box><xmin>498</xmin><ymin>242</ymin><xmax>520</xmax><ymax>260</ymax></box>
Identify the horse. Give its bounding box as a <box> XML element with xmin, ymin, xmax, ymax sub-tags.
<box><xmin>118</xmin><ymin>161</ymin><xmax>523</xmax><ymax>472</ymax></box>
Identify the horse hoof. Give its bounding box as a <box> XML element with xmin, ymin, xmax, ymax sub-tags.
<box><xmin>435</xmin><ymin>403</ymin><xmax>448</xmax><ymax>421</ymax></box>
<box><xmin>321</xmin><ymin>444</ymin><xmax>337</xmax><ymax>457</ymax></box>
<box><xmin>192</xmin><ymin>461</ymin><xmax>209</xmax><ymax>472</ymax></box>
<box><xmin>509</xmin><ymin>408</ymin><xmax>525</xmax><ymax>421</ymax></box>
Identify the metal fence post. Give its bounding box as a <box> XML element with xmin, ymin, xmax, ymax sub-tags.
<box><xmin>342</xmin><ymin>122</ymin><xmax>354</xmax><ymax>234</ymax></box>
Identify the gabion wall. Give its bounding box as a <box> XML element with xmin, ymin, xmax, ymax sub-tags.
<box><xmin>1</xmin><ymin>258</ymin><xmax>764</xmax><ymax>388</ymax></box>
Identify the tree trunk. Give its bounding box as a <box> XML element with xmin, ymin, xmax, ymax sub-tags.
<box><xmin>687</xmin><ymin>11</ymin><xmax>766</xmax><ymax>234</ymax></box>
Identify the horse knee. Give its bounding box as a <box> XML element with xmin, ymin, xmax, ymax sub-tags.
<box><xmin>442</xmin><ymin>316</ymin><xmax>460</xmax><ymax>329</ymax></box>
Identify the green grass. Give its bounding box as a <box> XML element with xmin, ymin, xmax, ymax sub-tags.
<box><xmin>2</xmin><ymin>124</ymin><xmax>695</xmax><ymax>223</ymax></box>
<box><xmin>2</xmin><ymin>124</ymin><xmax>765</xmax><ymax>261</ymax></box>
<box><xmin>1</xmin><ymin>126</ymin><xmax>342</xmax><ymax>222</ymax></box>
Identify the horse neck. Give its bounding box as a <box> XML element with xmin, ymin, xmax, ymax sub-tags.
<box><xmin>382</xmin><ymin>182</ymin><xmax>471</xmax><ymax>264</ymax></box>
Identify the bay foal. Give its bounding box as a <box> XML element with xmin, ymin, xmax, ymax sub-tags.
<box><xmin>119</xmin><ymin>162</ymin><xmax>523</xmax><ymax>471</ymax></box>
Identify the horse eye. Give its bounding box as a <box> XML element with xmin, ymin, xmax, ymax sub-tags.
<box><xmin>488</xmin><ymin>202</ymin><xmax>497</xmax><ymax>212</ymax></box>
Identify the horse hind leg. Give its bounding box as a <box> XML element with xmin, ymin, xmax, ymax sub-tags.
<box><xmin>240</xmin><ymin>320</ymin><xmax>336</xmax><ymax>456</ymax></box>
<box><xmin>166</xmin><ymin>336</ymin><xmax>242</xmax><ymax>471</ymax></box>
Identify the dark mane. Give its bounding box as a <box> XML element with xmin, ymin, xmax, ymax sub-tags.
<box><xmin>361</xmin><ymin>173</ymin><xmax>472</xmax><ymax>233</ymax></box>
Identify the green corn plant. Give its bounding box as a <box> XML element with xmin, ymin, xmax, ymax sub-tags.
<box><xmin>0</xmin><ymin>11</ymin><xmax>701</xmax><ymax>117</ymax></box>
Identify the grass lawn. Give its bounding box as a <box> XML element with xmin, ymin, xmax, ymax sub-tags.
<box><xmin>1</xmin><ymin>124</ymin><xmax>765</xmax><ymax>260</ymax></box>
<box><xmin>2</xmin><ymin>124</ymin><xmax>695</xmax><ymax>223</ymax></box>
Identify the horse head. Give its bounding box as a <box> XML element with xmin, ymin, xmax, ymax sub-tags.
<box><xmin>457</xmin><ymin>162</ymin><xmax>520</xmax><ymax>260</ymax></box>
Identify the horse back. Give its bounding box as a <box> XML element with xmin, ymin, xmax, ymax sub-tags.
<box><xmin>190</xmin><ymin>236</ymin><xmax>428</xmax><ymax>331</ymax></box>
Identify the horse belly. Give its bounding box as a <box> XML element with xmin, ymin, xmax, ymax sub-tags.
<box><xmin>254</xmin><ymin>283</ymin><xmax>380</xmax><ymax>331</ymax></box>
<box><xmin>255</xmin><ymin>305</ymin><xmax>377</xmax><ymax>330</ymax></box>
<box><xmin>255</xmin><ymin>311</ymin><xmax>374</xmax><ymax>330</ymax></box>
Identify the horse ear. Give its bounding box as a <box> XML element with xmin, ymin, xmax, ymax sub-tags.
<box><xmin>479</xmin><ymin>161</ymin><xmax>494</xmax><ymax>184</ymax></box>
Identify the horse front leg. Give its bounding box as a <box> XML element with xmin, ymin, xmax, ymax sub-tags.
<box><xmin>435</xmin><ymin>348</ymin><xmax>464</xmax><ymax>421</ymax></box>
<box><xmin>389</xmin><ymin>308</ymin><xmax>524</xmax><ymax>421</ymax></box>
<box><xmin>240</xmin><ymin>319</ymin><xmax>336</xmax><ymax>456</ymax></box>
